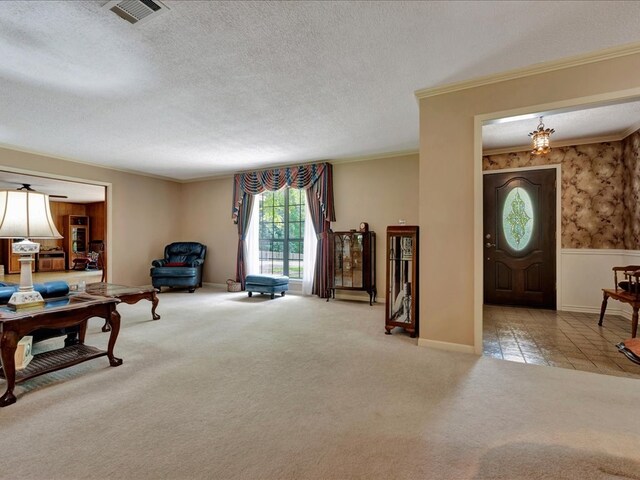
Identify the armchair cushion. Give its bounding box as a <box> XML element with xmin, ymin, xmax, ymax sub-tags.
<box><xmin>151</xmin><ymin>266</ymin><xmax>199</xmax><ymax>277</ymax></box>
<box><xmin>165</xmin><ymin>262</ymin><xmax>187</xmax><ymax>267</ymax></box>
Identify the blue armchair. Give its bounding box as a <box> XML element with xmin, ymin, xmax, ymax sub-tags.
<box><xmin>150</xmin><ymin>242</ymin><xmax>207</xmax><ymax>293</ymax></box>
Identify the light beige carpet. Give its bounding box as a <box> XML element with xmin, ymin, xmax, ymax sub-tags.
<box><xmin>1</xmin><ymin>287</ymin><xmax>639</xmax><ymax>480</ymax></box>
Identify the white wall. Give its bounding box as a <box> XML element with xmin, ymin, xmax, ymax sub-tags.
<box><xmin>561</xmin><ymin>249</ymin><xmax>640</xmax><ymax>319</ymax></box>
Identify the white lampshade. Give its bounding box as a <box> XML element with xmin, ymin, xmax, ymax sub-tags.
<box><xmin>0</xmin><ymin>190</ymin><xmax>62</xmax><ymax>239</ymax></box>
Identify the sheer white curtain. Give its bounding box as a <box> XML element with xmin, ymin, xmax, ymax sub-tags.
<box><xmin>302</xmin><ymin>199</ymin><xmax>317</xmax><ymax>295</ymax></box>
<box><xmin>244</xmin><ymin>195</ymin><xmax>260</xmax><ymax>275</ymax></box>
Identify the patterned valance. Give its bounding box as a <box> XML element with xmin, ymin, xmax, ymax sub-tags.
<box><xmin>232</xmin><ymin>162</ymin><xmax>335</xmax><ymax>223</ymax></box>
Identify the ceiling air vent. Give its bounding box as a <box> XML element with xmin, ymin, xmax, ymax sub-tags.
<box><xmin>104</xmin><ymin>0</ymin><xmax>169</xmax><ymax>25</ymax></box>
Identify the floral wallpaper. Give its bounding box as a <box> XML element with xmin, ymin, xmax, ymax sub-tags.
<box><xmin>483</xmin><ymin>138</ymin><xmax>639</xmax><ymax>249</ymax></box>
<box><xmin>622</xmin><ymin>130</ymin><xmax>640</xmax><ymax>249</ymax></box>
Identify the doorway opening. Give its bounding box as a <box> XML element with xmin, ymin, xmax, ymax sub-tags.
<box><xmin>478</xmin><ymin>98</ymin><xmax>640</xmax><ymax>378</ymax></box>
<box><xmin>0</xmin><ymin>169</ymin><xmax>108</xmax><ymax>287</ymax></box>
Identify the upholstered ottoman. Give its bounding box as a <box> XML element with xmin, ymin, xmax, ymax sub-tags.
<box><xmin>245</xmin><ymin>274</ymin><xmax>289</xmax><ymax>299</ymax></box>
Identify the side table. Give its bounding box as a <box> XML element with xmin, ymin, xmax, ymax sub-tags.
<box><xmin>84</xmin><ymin>283</ymin><xmax>160</xmax><ymax>332</ymax></box>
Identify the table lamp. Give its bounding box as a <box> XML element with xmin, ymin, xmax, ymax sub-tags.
<box><xmin>0</xmin><ymin>190</ymin><xmax>62</xmax><ymax>310</ymax></box>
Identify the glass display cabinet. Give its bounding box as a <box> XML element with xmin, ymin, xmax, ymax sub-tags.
<box><xmin>64</xmin><ymin>215</ymin><xmax>90</xmax><ymax>269</ymax></box>
<box><xmin>328</xmin><ymin>228</ymin><xmax>376</xmax><ymax>305</ymax></box>
<box><xmin>385</xmin><ymin>225</ymin><xmax>419</xmax><ymax>337</ymax></box>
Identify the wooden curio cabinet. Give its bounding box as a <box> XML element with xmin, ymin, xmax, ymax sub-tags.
<box><xmin>385</xmin><ymin>226</ymin><xmax>419</xmax><ymax>337</ymax></box>
<box><xmin>328</xmin><ymin>230</ymin><xmax>376</xmax><ymax>305</ymax></box>
<box><xmin>63</xmin><ymin>215</ymin><xmax>90</xmax><ymax>270</ymax></box>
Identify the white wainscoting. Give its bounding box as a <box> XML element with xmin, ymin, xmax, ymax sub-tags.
<box><xmin>560</xmin><ymin>249</ymin><xmax>640</xmax><ymax>319</ymax></box>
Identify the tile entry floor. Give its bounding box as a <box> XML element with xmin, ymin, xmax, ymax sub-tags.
<box><xmin>483</xmin><ymin>305</ymin><xmax>640</xmax><ymax>379</ymax></box>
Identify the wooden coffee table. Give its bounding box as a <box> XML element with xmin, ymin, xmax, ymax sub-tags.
<box><xmin>0</xmin><ymin>295</ymin><xmax>122</xmax><ymax>407</ymax></box>
<box><xmin>85</xmin><ymin>283</ymin><xmax>160</xmax><ymax>332</ymax></box>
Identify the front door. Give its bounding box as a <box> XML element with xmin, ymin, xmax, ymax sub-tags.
<box><xmin>483</xmin><ymin>169</ymin><xmax>556</xmax><ymax>309</ymax></box>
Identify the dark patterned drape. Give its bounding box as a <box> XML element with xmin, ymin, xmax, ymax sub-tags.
<box><xmin>235</xmin><ymin>192</ymin><xmax>254</xmax><ymax>289</ymax></box>
<box><xmin>306</xmin><ymin>182</ymin><xmax>331</xmax><ymax>298</ymax></box>
<box><xmin>232</xmin><ymin>162</ymin><xmax>335</xmax><ymax>297</ymax></box>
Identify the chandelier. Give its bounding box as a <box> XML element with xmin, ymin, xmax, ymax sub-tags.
<box><xmin>528</xmin><ymin>116</ymin><xmax>555</xmax><ymax>155</ymax></box>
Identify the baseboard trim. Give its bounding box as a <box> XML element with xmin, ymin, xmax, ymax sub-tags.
<box><xmin>561</xmin><ymin>304</ymin><xmax>632</xmax><ymax>321</ymax></box>
<box><xmin>417</xmin><ymin>338</ymin><xmax>476</xmax><ymax>354</ymax></box>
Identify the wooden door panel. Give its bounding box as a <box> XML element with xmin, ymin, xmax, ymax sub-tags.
<box><xmin>495</xmin><ymin>262</ymin><xmax>512</xmax><ymax>291</ymax></box>
<box><xmin>484</xmin><ymin>169</ymin><xmax>556</xmax><ymax>309</ymax></box>
<box><xmin>524</xmin><ymin>263</ymin><xmax>542</xmax><ymax>292</ymax></box>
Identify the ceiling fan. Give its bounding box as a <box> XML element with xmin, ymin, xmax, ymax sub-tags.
<box><xmin>17</xmin><ymin>183</ymin><xmax>68</xmax><ymax>199</ymax></box>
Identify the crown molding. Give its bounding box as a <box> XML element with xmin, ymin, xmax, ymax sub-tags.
<box><xmin>330</xmin><ymin>149</ymin><xmax>418</xmax><ymax>165</ymax></box>
<box><xmin>180</xmin><ymin>173</ymin><xmax>233</xmax><ymax>183</ymax></box>
<box><xmin>415</xmin><ymin>42</ymin><xmax>640</xmax><ymax>100</ymax></box>
<box><xmin>180</xmin><ymin>149</ymin><xmax>420</xmax><ymax>182</ymax></box>
<box><xmin>0</xmin><ymin>142</ymin><xmax>179</xmax><ymax>183</ymax></box>
<box><xmin>0</xmin><ymin>142</ymin><xmax>421</xmax><ymax>185</ymax></box>
<box><xmin>619</xmin><ymin>119</ymin><xmax>640</xmax><ymax>139</ymax></box>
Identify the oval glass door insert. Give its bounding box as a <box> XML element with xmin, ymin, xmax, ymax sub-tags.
<box><xmin>502</xmin><ymin>187</ymin><xmax>534</xmax><ymax>251</ymax></box>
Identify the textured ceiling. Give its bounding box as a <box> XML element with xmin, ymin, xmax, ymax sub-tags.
<box><xmin>0</xmin><ymin>171</ymin><xmax>105</xmax><ymax>203</ymax></box>
<box><xmin>483</xmin><ymin>100</ymin><xmax>640</xmax><ymax>151</ymax></box>
<box><xmin>2</xmin><ymin>1</ymin><xmax>640</xmax><ymax>180</ymax></box>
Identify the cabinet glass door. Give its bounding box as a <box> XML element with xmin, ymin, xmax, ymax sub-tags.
<box><xmin>388</xmin><ymin>234</ymin><xmax>414</xmax><ymax>324</ymax></box>
<box><xmin>333</xmin><ymin>233</ymin><xmax>364</xmax><ymax>288</ymax></box>
<box><xmin>72</xmin><ymin>227</ymin><xmax>87</xmax><ymax>253</ymax></box>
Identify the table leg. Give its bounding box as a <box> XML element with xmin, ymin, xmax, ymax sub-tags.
<box><xmin>78</xmin><ymin>319</ymin><xmax>88</xmax><ymax>344</ymax></box>
<box><xmin>633</xmin><ymin>308</ymin><xmax>638</xmax><ymax>339</ymax></box>
<box><xmin>106</xmin><ymin>309</ymin><xmax>123</xmax><ymax>367</ymax></box>
<box><xmin>64</xmin><ymin>331</ymin><xmax>79</xmax><ymax>347</ymax></box>
<box><xmin>598</xmin><ymin>292</ymin><xmax>609</xmax><ymax>326</ymax></box>
<box><xmin>0</xmin><ymin>331</ymin><xmax>19</xmax><ymax>407</ymax></box>
<box><xmin>151</xmin><ymin>291</ymin><xmax>160</xmax><ymax>320</ymax></box>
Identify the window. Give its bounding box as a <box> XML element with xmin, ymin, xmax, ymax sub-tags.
<box><xmin>258</xmin><ymin>188</ymin><xmax>306</xmax><ymax>279</ymax></box>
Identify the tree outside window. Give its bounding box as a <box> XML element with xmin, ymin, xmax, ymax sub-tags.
<box><xmin>259</xmin><ymin>188</ymin><xmax>305</xmax><ymax>279</ymax></box>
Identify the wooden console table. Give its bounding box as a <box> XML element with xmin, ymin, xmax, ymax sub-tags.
<box><xmin>37</xmin><ymin>250</ymin><xmax>66</xmax><ymax>272</ymax></box>
<box><xmin>599</xmin><ymin>289</ymin><xmax>639</xmax><ymax>338</ymax></box>
<box><xmin>84</xmin><ymin>283</ymin><xmax>160</xmax><ymax>333</ymax></box>
<box><xmin>0</xmin><ymin>295</ymin><xmax>122</xmax><ymax>407</ymax></box>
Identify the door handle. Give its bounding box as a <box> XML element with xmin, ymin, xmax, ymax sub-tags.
<box><xmin>485</xmin><ymin>242</ymin><xmax>496</xmax><ymax>248</ymax></box>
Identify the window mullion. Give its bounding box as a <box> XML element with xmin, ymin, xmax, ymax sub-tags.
<box><xmin>283</xmin><ymin>189</ymin><xmax>290</xmax><ymax>276</ymax></box>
